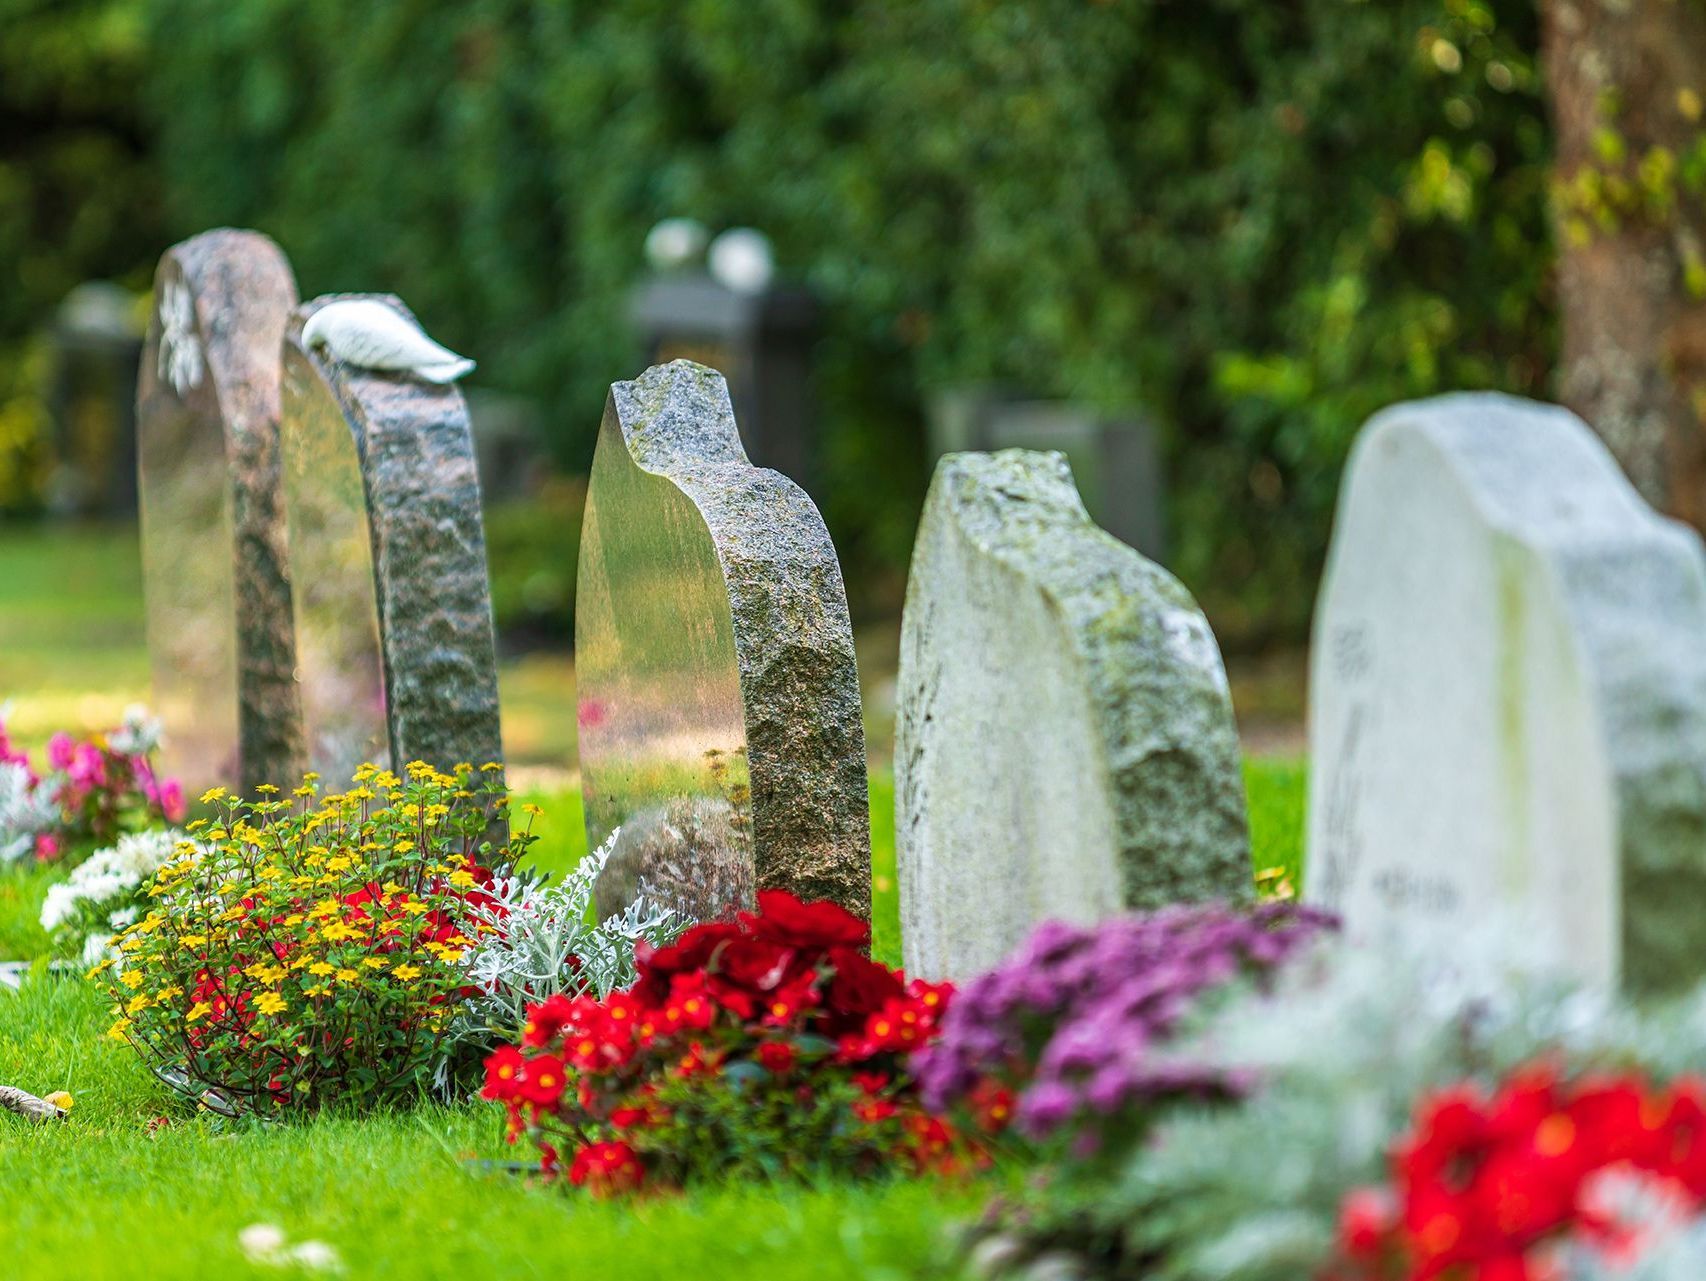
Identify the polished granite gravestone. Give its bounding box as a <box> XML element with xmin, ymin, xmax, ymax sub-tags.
<box><xmin>896</xmin><ymin>450</ymin><xmax>1250</xmax><ymax>982</ymax></box>
<box><xmin>279</xmin><ymin>294</ymin><xmax>503</xmax><ymax>781</ymax></box>
<box><xmin>137</xmin><ymin>230</ymin><xmax>303</xmax><ymax>796</ymax></box>
<box><xmin>1309</xmin><ymin>393</ymin><xmax>1706</xmax><ymax>995</ymax></box>
<box><xmin>576</xmin><ymin>360</ymin><xmax>870</xmax><ymax>923</ymax></box>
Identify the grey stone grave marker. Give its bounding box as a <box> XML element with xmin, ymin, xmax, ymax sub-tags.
<box><xmin>1308</xmin><ymin>392</ymin><xmax>1706</xmax><ymax>995</ymax></box>
<box><xmin>897</xmin><ymin>450</ymin><xmax>1250</xmax><ymax>982</ymax></box>
<box><xmin>576</xmin><ymin>359</ymin><xmax>870</xmax><ymax>923</ymax></box>
<box><xmin>279</xmin><ymin>294</ymin><xmax>503</xmax><ymax>782</ymax></box>
<box><xmin>137</xmin><ymin>229</ymin><xmax>303</xmax><ymax>796</ymax></box>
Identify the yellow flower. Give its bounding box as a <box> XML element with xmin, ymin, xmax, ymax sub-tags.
<box><xmin>43</xmin><ymin>1091</ymin><xmax>73</xmax><ymax>1113</ymax></box>
<box><xmin>308</xmin><ymin>962</ymin><xmax>336</xmax><ymax>977</ymax></box>
<box><xmin>480</xmin><ymin>762</ymin><xmax>503</xmax><ymax>772</ymax></box>
<box><xmin>335</xmin><ymin>968</ymin><xmax>360</xmax><ymax>983</ymax></box>
<box><xmin>179</xmin><ymin>934</ymin><xmax>207</xmax><ymax>948</ymax></box>
<box><xmin>199</xmin><ymin>786</ymin><xmax>228</xmax><ymax>805</ymax></box>
<box><xmin>392</xmin><ymin>964</ymin><xmax>422</xmax><ymax>982</ymax></box>
<box><xmin>253</xmin><ymin>992</ymin><xmax>288</xmax><ymax>1017</ymax></box>
<box><xmin>120</xmin><ymin>969</ymin><xmax>144</xmax><ymax>990</ymax></box>
<box><xmin>303</xmin><ymin>984</ymin><xmax>329</xmax><ymax>998</ymax></box>
<box><xmin>185</xmin><ymin>1001</ymin><xmax>212</xmax><ymax>1025</ymax></box>
<box><xmin>361</xmin><ymin>957</ymin><xmax>388</xmax><ymax>970</ymax></box>
<box><xmin>400</xmin><ymin>900</ymin><xmax>429</xmax><ymax>917</ymax></box>
<box><xmin>105</xmin><ymin>1018</ymin><xmax>132</xmax><ymax>1041</ymax></box>
<box><xmin>126</xmin><ymin>994</ymin><xmax>151</xmax><ymax>1014</ymax></box>
<box><xmin>254</xmin><ymin>783</ymin><xmax>280</xmax><ymax>795</ymax></box>
<box><xmin>393</xmin><ymin>841</ymin><xmax>416</xmax><ymax>856</ymax></box>
<box><xmin>447</xmin><ymin>870</ymin><xmax>476</xmax><ymax>890</ymax></box>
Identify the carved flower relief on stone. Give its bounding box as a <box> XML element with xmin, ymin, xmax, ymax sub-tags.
<box><xmin>156</xmin><ymin>277</ymin><xmax>204</xmax><ymax>399</ymax></box>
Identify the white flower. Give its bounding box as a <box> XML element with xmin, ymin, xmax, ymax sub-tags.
<box><xmin>40</xmin><ymin>827</ymin><xmax>189</xmax><ymax>937</ymax></box>
<box><xmin>80</xmin><ymin>932</ymin><xmax>114</xmax><ymax>968</ymax></box>
<box><xmin>288</xmin><ymin>1241</ymin><xmax>342</xmax><ymax>1273</ymax></box>
<box><xmin>108</xmin><ymin>705</ymin><xmax>163</xmax><ymax>757</ymax></box>
<box><xmin>238</xmin><ymin>1224</ymin><xmax>286</xmax><ymax>1263</ymax></box>
<box><xmin>157</xmin><ymin>278</ymin><xmax>204</xmax><ymax>398</ymax></box>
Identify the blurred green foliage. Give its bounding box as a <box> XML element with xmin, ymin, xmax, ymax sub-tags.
<box><xmin>7</xmin><ymin>0</ymin><xmax>1552</xmax><ymax>643</ymax></box>
<box><xmin>483</xmin><ymin>479</ymin><xmax>584</xmax><ymax>644</ymax></box>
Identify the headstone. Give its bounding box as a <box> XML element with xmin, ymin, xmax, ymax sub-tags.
<box><xmin>897</xmin><ymin>450</ymin><xmax>1250</xmax><ymax>982</ymax></box>
<box><xmin>576</xmin><ymin>359</ymin><xmax>869</xmax><ymax>923</ymax></box>
<box><xmin>137</xmin><ymin>230</ymin><xmax>303</xmax><ymax>796</ymax></box>
<box><xmin>279</xmin><ymin>294</ymin><xmax>503</xmax><ymax>781</ymax></box>
<box><xmin>1308</xmin><ymin>392</ymin><xmax>1706</xmax><ymax>995</ymax></box>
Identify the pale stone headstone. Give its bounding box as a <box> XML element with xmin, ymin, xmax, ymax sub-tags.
<box><xmin>576</xmin><ymin>359</ymin><xmax>870</xmax><ymax>923</ymax></box>
<box><xmin>897</xmin><ymin>449</ymin><xmax>1251</xmax><ymax>982</ymax></box>
<box><xmin>279</xmin><ymin>295</ymin><xmax>503</xmax><ymax>781</ymax></box>
<box><xmin>137</xmin><ymin>229</ymin><xmax>303</xmax><ymax>796</ymax></box>
<box><xmin>1308</xmin><ymin>392</ymin><xmax>1706</xmax><ymax>995</ymax></box>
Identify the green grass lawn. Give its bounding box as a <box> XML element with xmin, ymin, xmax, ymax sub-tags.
<box><xmin>1</xmin><ymin>521</ymin><xmax>1310</xmax><ymax>1279</ymax></box>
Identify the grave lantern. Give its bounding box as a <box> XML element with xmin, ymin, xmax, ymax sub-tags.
<box><xmin>927</xmin><ymin>387</ymin><xmax>1168</xmax><ymax>563</ymax></box>
<box><xmin>48</xmin><ymin>282</ymin><xmax>145</xmax><ymax>514</ymax></box>
<box><xmin>627</xmin><ymin>253</ymin><xmax>820</xmax><ymax>487</ymax></box>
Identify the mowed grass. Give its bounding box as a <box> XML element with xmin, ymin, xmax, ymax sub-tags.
<box><xmin>1</xmin><ymin>521</ymin><xmax>1311</xmax><ymax>1279</ymax></box>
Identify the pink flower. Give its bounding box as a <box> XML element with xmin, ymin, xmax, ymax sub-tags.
<box><xmin>69</xmin><ymin>743</ymin><xmax>107</xmax><ymax>792</ymax></box>
<box><xmin>34</xmin><ymin>834</ymin><xmax>60</xmax><ymax>863</ymax></box>
<box><xmin>46</xmin><ymin>732</ymin><xmax>75</xmax><ymax>771</ymax></box>
<box><xmin>159</xmin><ymin>778</ymin><xmax>186</xmax><ymax>823</ymax></box>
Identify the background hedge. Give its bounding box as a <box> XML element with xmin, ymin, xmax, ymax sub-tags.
<box><xmin>4</xmin><ymin>0</ymin><xmax>1555</xmax><ymax>644</ymax></box>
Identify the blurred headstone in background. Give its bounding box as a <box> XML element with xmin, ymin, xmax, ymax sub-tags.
<box><xmin>49</xmin><ymin>282</ymin><xmax>145</xmax><ymax>516</ymax></box>
<box><xmin>137</xmin><ymin>230</ymin><xmax>303</xmax><ymax>797</ymax></box>
<box><xmin>927</xmin><ymin>387</ymin><xmax>1167</xmax><ymax>563</ymax></box>
<box><xmin>463</xmin><ymin>388</ymin><xmax>550</xmax><ymax>504</ymax></box>
<box><xmin>628</xmin><ymin>224</ymin><xmax>820</xmax><ymax>488</ymax></box>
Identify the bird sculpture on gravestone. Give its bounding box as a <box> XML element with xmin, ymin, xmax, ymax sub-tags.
<box><xmin>300</xmin><ymin>299</ymin><xmax>475</xmax><ymax>383</ymax></box>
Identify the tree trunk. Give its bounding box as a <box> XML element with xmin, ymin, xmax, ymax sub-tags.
<box><xmin>1542</xmin><ymin>0</ymin><xmax>1706</xmax><ymax>525</ymax></box>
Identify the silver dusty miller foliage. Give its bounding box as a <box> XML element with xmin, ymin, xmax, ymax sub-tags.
<box><xmin>438</xmin><ymin>829</ymin><xmax>684</xmax><ymax>1078</ymax></box>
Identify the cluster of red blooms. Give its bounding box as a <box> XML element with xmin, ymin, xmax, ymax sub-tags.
<box><xmin>482</xmin><ymin>889</ymin><xmax>993</xmax><ymax>1194</ymax></box>
<box><xmin>1330</xmin><ymin>1063</ymin><xmax>1706</xmax><ymax>1281</ymax></box>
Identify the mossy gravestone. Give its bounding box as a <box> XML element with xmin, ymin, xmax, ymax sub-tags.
<box><xmin>576</xmin><ymin>360</ymin><xmax>870</xmax><ymax>924</ymax></box>
<box><xmin>279</xmin><ymin>294</ymin><xmax>503</xmax><ymax>781</ymax></box>
<box><xmin>897</xmin><ymin>450</ymin><xmax>1250</xmax><ymax>982</ymax></box>
<box><xmin>137</xmin><ymin>229</ymin><xmax>303</xmax><ymax>796</ymax></box>
<box><xmin>1309</xmin><ymin>393</ymin><xmax>1706</xmax><ymax>995</ymax></box>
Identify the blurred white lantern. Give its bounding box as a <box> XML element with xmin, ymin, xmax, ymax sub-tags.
<box><xmin>708</xmin><ymin>227</ymin><xmax>776</xmax><ymax>295</ymax></box>
<box><xmin>644</xmin><ymin>218</ymin><xmax>710</xmax><ymax>272</ymax></box>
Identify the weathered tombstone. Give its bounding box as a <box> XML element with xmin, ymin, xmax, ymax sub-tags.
<box><xmin>576</xmin><ymin>359</ymin><xmax>870</xmax><ymax>923</ymax></box>
<box><xmin>1308</xmin><ymin>392</ymin><xmax>1706</xmax><ymax>995</ymax></box>
<box><xmin>137</xmin><ymin>230</ymin><xmax>303</xmax><ymax>796</ymax></box>
<box><xmin>279</xmin><ymin>294</ymin><xmax>503</xmax><ymax>781</ymax></box>
<box><xmin>897</xmin><ymin>449</ymin><xmax>1250</xmax><ymax>982</ymax></box>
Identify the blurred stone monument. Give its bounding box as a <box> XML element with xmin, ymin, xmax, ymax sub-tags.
<box><xmin>1309</xmin><ymin>393</ymin><xmax>1706</xmax><ymax>996</ymax></box>
<box><xmin>928</xmin><ymin>388</ymin><xmax>1167</xmax><ymax>562</ymax></box>
<box><xmin>628</xmin><ymin>224</ymin><xmax>819</xmax><ymax>487</ymax></box>
<box><xmin>136</xmin><ymin>230</ymin><xmax>304</xmax><ymax>797</ymax></box>
<box><xmin>577</xmin><ymin>359</ymin><xmax>869</xmax><ymax>923</ymax></box>
<box><xmin>50</xmin><ymin>282</ymin><xmax>145</xmax><ymax>515</ymax></box>
<box><xmin>897</xmin><ymin>449</ymin><xmax>1249</xmax><ymax>982</ymax></box>
<box><xmin>279</xmin><ymin>294</ymin><xmax>503</xmax><ymax>781</ymax></box>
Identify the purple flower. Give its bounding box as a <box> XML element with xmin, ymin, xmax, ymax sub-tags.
<box><xmin>913</xmin><ymin>901</ymin><xmax>1336</xmax><ymax>1138</ymax></box>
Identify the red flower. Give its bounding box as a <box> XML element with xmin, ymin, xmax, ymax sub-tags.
<box><xmin>516</xmin><ymin>1054</ymin><xmax>568</xmax><ymax>1108</ymax></box>
<box><xmin>568</xmin><ymin>1140</ymin><xmax>645</xmax><ymax>1197</ymax></box>
<box><xmin>482</xmin><ymin>1045</ymin><xmax>528</xmax><ymax>1101</ymax></box>
<box><xmin>823</xmin><ymin>947</ymin><xmax>904</xmax><ymax>1029</ymax></box>
<box><xmin>1337</xmin><ymin>1187</ymin><xmax>1396</xmax><ymax>1259</ymax></box>
<box><xmin>759</xmin><ymin>975</ymin><xmax>819</xmax><ymax>1029</ymax></box>
<box><xmin>662</xmin><ymin>973</ymin><xmax>719</xmax><ymax>1033</ymax></box>
<box><xmin>632</xmin><ymin>922</ymin><xmax>742</xmax><ymax>1005</ymax></box>
<box><xmin>741</xmin><ymin>890</ymin><xmax>870</xmax><ymax>951</ymax></box>
<box><xmin>967</xmin><ymin>1079</ymin><xmax>1016</xmax><ymax>1134</ymax></box>
<box><xmin>756</xmin><ymin>1040</ymin><xmax>797</xmax><ymax>1076</ymax></box>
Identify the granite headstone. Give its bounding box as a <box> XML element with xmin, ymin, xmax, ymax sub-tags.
<box><xmin>279</xmin><ymin>294</ymin><xmax>503</xmax><ymax>781</ymax></box>
<box><xmin>896</xmin><ymin>449</ymin><xmax>1251</xmax><ymax>982</ymax></box>
<box><xmin>1308</xmin><ymin>392</ymin><xmax>1706</xmax><ymax>994</ymax></box>
<box><xmin>576</xmin><ymin>360</ymin><xmax>869</xmax><ymax>923</ymax></box>
<box><xmin>137</xmin><ymin>229</ymin><xmax>303</xmax><ymax>796</ymax></box>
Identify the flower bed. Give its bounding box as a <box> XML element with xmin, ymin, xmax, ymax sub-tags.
<box><xmin>484</xmin><ymin>888</ymin><xmax>981</xmax><ymax>1192</ymax></box>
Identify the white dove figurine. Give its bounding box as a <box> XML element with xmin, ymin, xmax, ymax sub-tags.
<box><xmin>301</xmin><ymin>299</ymin><xmax>475</xmax><ymax>384</ymax></box>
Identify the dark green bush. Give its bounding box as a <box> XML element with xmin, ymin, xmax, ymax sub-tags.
<box><xmin>19</xmin><ymin>1</ymin><xmax>1555</xmax><ymax>641</ymax></box>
